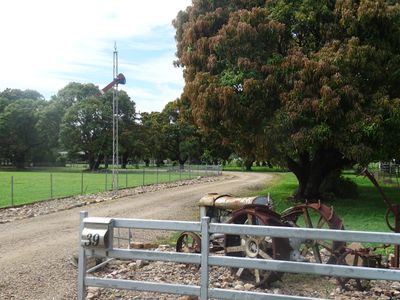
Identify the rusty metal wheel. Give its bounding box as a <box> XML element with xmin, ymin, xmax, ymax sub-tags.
<box><xmin>281</xmin><ymin>202</ymin><xmax>346</xmax><ymax>264</ymax></box>
<box><xmin>224</xmin><ymin>205</ymin><xmax>291</xmax><ymax>286</ymax></box>
<box><xmin>176</xmin><ymin>231</ymin><xmax>201</xmax><ymax>253</ymax></box>
<box><xmin>335</xmin><ymin>249</ymin><xmax>372</xmax><ymax>291</ymax></box>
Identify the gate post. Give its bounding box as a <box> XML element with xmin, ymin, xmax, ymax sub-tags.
<box><xmin>200</xmin><ymin>217</ymin><xmax>210</xmax><ymax>300</ymax></box>
<box><xmin>77</xmin><ymin>211</ymin><xmax>88</xmax><ymax>300</ymax></box>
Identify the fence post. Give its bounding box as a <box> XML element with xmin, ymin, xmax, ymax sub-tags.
<box><xmin>156</xmin><ymin>167</ymin><xmax>159</xmax><ymax>184</ymax></box>
<box><xmin>142</xmin><ymin>168</ymin><xmax>145</xmax><ymax>186</ymax></box>
<box><xmin>81</xmin><ymin>172</ymin><xmax>84</xmax><ymax>195</ymax></box>
<box><xmin>105</xmin><ymin>172</ymin><xmax>108</xmax><ymax>191</ymax></box>
<box><xmin>77</xmin><ymin>211</ymin><xmax>88</xmax><ymax>300</ymax></box>
<box><xmin>200</xmin><ymin>217</ymin><xmax>210</xmax><ymax>300</ymax></box>
<box><xmin>11</xmin><ymin>176</ymin><xmax>14</xmax><ymax>207</ymax></box>
<box><xmin>126</xmin><ymin>172</ymin><xmax>128</xmax><ymax>188</ymax></box>
<box><xmin>50</xmin><ymin>173</ymin><xmax>53</xmax><ymax>199</ymax></box>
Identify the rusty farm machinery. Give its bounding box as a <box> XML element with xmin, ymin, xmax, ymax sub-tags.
<box><xmin>175</xmin><ymin>169</ymin><xmax>400</xmax><ymax>289</ymax></box>
<box><xmin>176</xmin><ymin>193</ymin><xmax>345</xmax><ymax>287</ymax></box>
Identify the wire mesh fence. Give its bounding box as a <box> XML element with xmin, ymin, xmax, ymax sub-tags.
<box><xmin>367</xmin><ymin>161</ymin><xmax>400</xmax><ymax>188</ymax></box>
<box><xmin>0</xmin><ymin>165</ymin><xmax>222</xmax><ymax>208</ymax></box>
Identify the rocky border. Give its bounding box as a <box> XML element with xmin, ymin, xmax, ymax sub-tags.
<box><xmin>87</xmin><ymin>245</ymin><xmax>400</xmax><ymax>300</ymax></box>
<box><xmin>0</xmin><ymin>175</ymin><xmax>223</xmax><ymax>224</ymax></box>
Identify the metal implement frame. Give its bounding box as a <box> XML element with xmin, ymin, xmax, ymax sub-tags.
<box><xmin>78</xmin><ymin>212</ymin><xmax>400</xmax><ymax>300</ymax></box>
<box><xmin>364</xmin><ymin>168</ymin><xmax>400</xmax><ymax>267</ymax></box>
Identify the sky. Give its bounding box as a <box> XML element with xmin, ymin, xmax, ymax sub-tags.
<box><xmin>0</xmin><ymin>0</ymin><xmax>192</xmax><ymax>113</ymax></box>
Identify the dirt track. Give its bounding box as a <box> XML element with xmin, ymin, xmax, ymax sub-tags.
<box><xmin>0</xmin><ymin>172</ymin><xmax>273</xmax><ymax>300</ymax></box>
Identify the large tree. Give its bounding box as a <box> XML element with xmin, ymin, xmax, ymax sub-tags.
<box><xmin>162</xmin><ymin>100</ymin><xmax>202</xmax><ymax>168</ymax></box>
<box><xmin>60</xmin><ymin>96</ymin><xmax>111</xmax><ymax>170</ymax></box>
<box><xmin>174</xmin><ymin>0</ymin><xmax>400</xmax><ymax>200</ymax></box>
<box><xmin>0</xmin><ymin>89</ymin><xmax>45</xmax><ymax>168</ymax></box>
<box><xmin>139</xmin><ymin>111</ymin><xmax>169</xmax><ymax>166</ymax></box>
<box><xmin>0</xmin><ymin>99</ymin><xmax>41</xmax><ymax>168</ymax></box>
<box><xmin>58</xmin><ymin>83</ymin><xmax>135</xmax><ymax>171</ymax></box>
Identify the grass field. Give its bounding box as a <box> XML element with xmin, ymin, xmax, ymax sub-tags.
<box><xmin>0</xmin><ymin>166</ymin><xmax>218</xmax><ymax>208</ymax></box>
<box><xmin>251</xmin><ymin>171</ymin><xmax>399</xmax><ymax>232</ymax></box>
<box><xmin>2</xmin><ymin>165</ymin><xmax>398</xmax><ymax>234</ymax></box>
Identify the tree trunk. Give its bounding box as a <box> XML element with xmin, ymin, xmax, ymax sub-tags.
<box><xmin>287</xmin><ymin>148</ymin><xmax>348</xmax><ymax>202</ymax></box>
<box><xmin>121</xmin><ymin>153</ymin><xmax>128</xmax><ymax>169</ymax></box>
<box><xmin>178</xmin><ymin>158</ymin><xmax>186</xmax><ymax>170</ymax></box>
<box><xmin>88</xmin><ymin>154</ymin><xmax>96</xmax><ymax>171</ymax></box>
<box><xmin>244</xmin><ymin>159</ymin><xmax>253</xmax><ymax>171</ymax></box>
<box><xmin>14</xmin><ymin>153</ymin><xmax>26</xmax><ymax>169</ymax></box>
<box><xmin>156</xmin><ymin>159</ymin><xmax>164</xmax><ymax>168</ymax></box>
<box><xmin>104</xmin><ymin>155</ymin><xmax>109</xmax><ymax>169</ymax></box>
<box><xmin>93</xmin><ymin>154</ymin><xmax>103</xmax><ymax>170</ymax></box>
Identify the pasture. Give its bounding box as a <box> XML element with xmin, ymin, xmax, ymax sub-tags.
<box><xmin>254</xmin><ymin>171</ymin><xmax>399</xmax><ymax>232</ymax></box>
<box><xmin>0</xmin><ymin>166</ymin><xmax>219</xmax><ymax>208</ymax></box>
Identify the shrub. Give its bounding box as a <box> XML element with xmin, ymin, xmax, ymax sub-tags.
<box><xmin>320</xmin><ymin>171</ymin><xmax>358</xmax><ymax>199</ymax></box>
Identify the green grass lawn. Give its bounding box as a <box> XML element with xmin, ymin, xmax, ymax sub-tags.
<box><xmin>0</xmin><ymin>167</ymin><xmax>210</xmax><ymax>208</ymax></box>
<box><xmin>2</xmin><ymin>166</ymin><xmax>397</xmax><ymax>235</ymax></box>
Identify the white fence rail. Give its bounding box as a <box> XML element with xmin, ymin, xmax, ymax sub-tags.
<box><xmin>77</xmin><ymin>212</ymin><xmax>400</xmax><ymax>300</ymax></box>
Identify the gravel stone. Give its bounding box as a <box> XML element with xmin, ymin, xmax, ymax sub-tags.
<box><xmin>87</xmin><ymin>245</ymin><xmax>400</xmax><ymax>299</ymax></box>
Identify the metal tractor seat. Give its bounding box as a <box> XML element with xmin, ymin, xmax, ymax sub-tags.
<box><xmin>198</xmin><ymin>193</ymin><xmax>274</xmax><ymax>211</ymax></box>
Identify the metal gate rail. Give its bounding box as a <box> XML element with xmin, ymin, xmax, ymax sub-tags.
<box><xmin>77</xmin><ymin>211</ymin><xmax>400</xmax><ymax>300</ymax></box>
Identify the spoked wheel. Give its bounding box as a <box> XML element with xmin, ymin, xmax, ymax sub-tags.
<box><xmin>225</xmin><ymin>205</ymin><xmax>291</xmax><ymax>287</ymax></box>
<box><xmin>335</xmin><ymin>249</ymin><xmax>372</xmax><ymax>291</ymax></box>
<box><xmin>281</xmin><ymin>202</ymin><xmax>346</xmax><ymax>264</ymax></box>
<box><xmin>176</xmin><ymin>231</ymin><xmax>201</xmax><ymax>253</ymax></box>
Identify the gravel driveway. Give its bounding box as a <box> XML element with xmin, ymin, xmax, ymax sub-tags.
<box><xmin>0</xmin><ymin>172</ymin><xmax>272</xmax><ymax>300</ymax></box>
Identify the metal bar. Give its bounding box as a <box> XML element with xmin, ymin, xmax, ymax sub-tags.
<box><xmin>50</xmin><ymin>173</ymin><xmax>53</xmax><ymax>199</ymax></box>
<box><xmin>81</xmin><ymin>172</ymin><xmax>83</xmax><ymax>194</ymax></box>
<box><xmin>208</xmin><ymin>256</ymin><xmax>400</xmax><ymax>281</ymax></box>
<box><xmin>208</xmin><ymin>288</ymin><xmax>325</xmax><ymax>300</ymax></box>
<box><xmin>105</xmin><ymin>172</ymin><xmax>108</xmax><ymax>191</ymax></box>
<box><xmin>210</xmin><ymin>223</ymin><xmax>400</xmax><ymax>245</ymax></box>
<box><xmin>77</xmin><ymin>211</ymin><xmax>88</xmax><ymax>300</ymax></box>
<box><xmin>113</xmin><ymin>219</ymin><xmax>201</xmax><ymax>232</ymax></box>
<box><xmin>93</xmin><ymin>248</ymin><xmax>201</xmax><ymax>265</ymax></box>
<box><xmin>86</xmin><ymin>258</ymin><xmax>115</xmax><ymax>274</ymax></box>
<box><xmin>200</xmin><ymin>217</ymin><xmax>210</xmax><ymax>300</ymax></box>
<box><xmin>11</xmin><ymin>176</ymin><xmax>14</xmax><ymax>207</ymax></box>
<box><xmin>85</xmin><ymin>277</ymin><xmax>200</xmax><ymax>296</ymax></box>
<box><xmin>364</xmin><ymin>169</ymin><xmax>393</xmax><ymax>208</ymax></box>
<box><xmin>117</xmin><ymin>227</ymin><xmax>121</xmax><ymax>248</ymax></box>
<box><xmin>128</xmin><ymin>228</ymin><xmax>132</xmax><ymax>249</ymax></box>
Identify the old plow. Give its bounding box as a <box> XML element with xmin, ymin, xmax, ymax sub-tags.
<box><xmin>176</xmin><ymin>193</ymin><xmax>345</xmax><ymax>287</ymax></box>
<box><xmin>176</xmin><ymin>174</ymin><xmax>400</xmax><ymax>290</ymax></box>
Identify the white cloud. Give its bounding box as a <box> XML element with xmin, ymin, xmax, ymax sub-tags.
<box><xmin>123</xmin><ymin>55</ymin><xmax>183</xmax><ymax>86</ymax></box>
<box><xmin>0</xmin><ymin>0</ymin><xmax>190</xmax><ymax>112</ymax></box>
<box><xmin>124</xmin><ymin>83</ymin><xmax>182</xmax><ymax>114</ymax></box>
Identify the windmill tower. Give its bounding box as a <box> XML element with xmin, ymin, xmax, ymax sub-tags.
<box><xmin>112</xmin><ymin>42</ymin><xmax>119</xmax><ymax>192</ymax></box>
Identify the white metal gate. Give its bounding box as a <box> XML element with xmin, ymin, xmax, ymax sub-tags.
<box><xmin>77</xmin><ymin>211</ymin><xmax>400</xmax><ymax>300</ymax></box>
